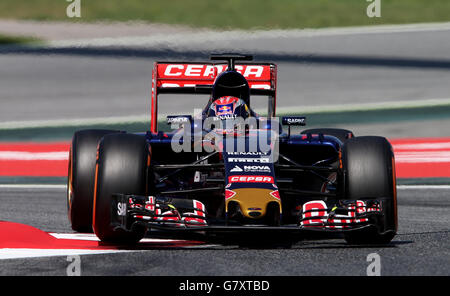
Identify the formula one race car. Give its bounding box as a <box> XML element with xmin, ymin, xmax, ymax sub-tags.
<box><xmin>67</xmin><ymin>54</ymin><xmax>397</xmax><ymax>245</ymax></box>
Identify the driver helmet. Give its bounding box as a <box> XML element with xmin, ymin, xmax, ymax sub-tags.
<box><xmin>207</xmin><ymin>96</ymin><xmax>250</xmax><ymax>120</ymax></box>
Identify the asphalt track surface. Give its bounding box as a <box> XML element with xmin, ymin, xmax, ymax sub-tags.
<box><xmin>0</xmin><ymin>185</ymin><xmax>449</xmax><ymax>276</ymax></box>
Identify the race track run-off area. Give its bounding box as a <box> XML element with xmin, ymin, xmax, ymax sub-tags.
<box><xmin>0</xmin><ymin>138</ymin><xmax>449</xmax><ymax>178</ymax></box>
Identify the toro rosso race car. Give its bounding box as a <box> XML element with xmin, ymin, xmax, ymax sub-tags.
<box><xmin>67</xmin><ymin>54</ymin><xmax>397</xmax><ymax>245</ymax></box>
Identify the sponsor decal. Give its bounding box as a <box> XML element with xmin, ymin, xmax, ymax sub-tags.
<box><xmin>117</xmin><ymin>202</ymin><xmax>127</xmax><ymax>216</ymax></box>
<box><xmin>229</xmin><ymin>165</ymin><xmax>270</xmax><ymax>173</ymax></box>
<box><xmin>281</xmin><ymin>116</ymin><xmax>306</xmax><ymax>126</ymax></box>
<box><xmin>217</xmin><ymin>105</ymin><xmax>233</xmax><ymax>115</ymax></box>
<box><xmin>228</xmin><ymin>175</ymin><xmax>274</xmax><ymax>183</ymax></box>
<box><xmin>228</xmin><ymin>157</ymin><xmax>270</xmax><ymax>163</ymax></box>
<box><xmin>167</xmin><ymin>115</ymin><xmax>192</xmax><ymax>124</ymax></box>
<box><xmin>300</xmin><ymin>200</ymin><xmax>379</xmax><ymax>228</ymax></box>
<box><xmin>215</xmin><ymin>114</ymin><xmax>238</xmax><ymax>120</ymax></box>
<box><xmin>269</xmin><ymin>190</ymin><xmax>280</xmax><ymax>200</ymax></box>
<box><xmin>301</xmin><ymin>201</ymin><xmax>327</xmax><ymax>227</ymax></box>
<box><xmin>145</xmin><ymin>196</ymin><xmax>155</xmax><ymax>212</ymax></box>
<box><xmin>243</xmin><ymin>165</ymin><xmax>271</xmax><ymax>172</ymax></box>
<box><xmin>156</xmin><ymin>64</ymin><xmax>272</xmax><ymax>89</ymax></box>
<box><xmin>230</xmin><ymin>165</ymin><xmax>243</xmax><ymax>172</ymax></box>
<box><xmin>161</xmin><ymin>64</ymin><xmax>266</xmax><ymax>79</ymax></box>
<box><xmin>227</xmin><ymin>151</ymin><xmax>269</xmax><ymax>156</ymax></box>
<box><xmin>182</xmin><ymin>200</ymin><xmax>207</xmax><ymax>226</ymax></box>
<box><xmin>225</xmin><ymin>189</ymin><xmax>237</xmax><ymax>199</ymax></box>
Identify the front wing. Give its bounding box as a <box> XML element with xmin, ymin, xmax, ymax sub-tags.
<box><xmin>110</xmin><ymin>194</ymin><xmax>384</xmax><ymax>238</ymax></box>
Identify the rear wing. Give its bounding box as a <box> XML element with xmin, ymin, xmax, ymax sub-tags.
<box><xmin>151</xmin><ymin>61</ymin><xmax>277</xmax><ymax>133</ymax></box>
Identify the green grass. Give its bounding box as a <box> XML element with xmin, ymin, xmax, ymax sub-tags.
<box><xmin>0</xmin><ymin>0</ymin><xmax>449</xmax><ymax>29</ymax></box>
<box><xmin>0</xmin><ymin>34</ymin><xmax>41</xmax><ymax>45</ymax></box>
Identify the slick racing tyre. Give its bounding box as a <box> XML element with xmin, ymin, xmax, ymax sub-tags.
<box><xmin>341</xmin><ymin>136</ymin><xmax>397</xmax><ymax>244</ymax></box>
<box><xmin>301</xmin><ymin>128</ymin><xmax>354</xmax><ymax>143</ymax></box>
<box><xmin>93</xmin><ymin>133</ymin><xmax>150</xmax><ymax>243</ymax></box>
<box><xmin>68</xmin><ymin>129</ymin><xmax>120</xmax><ymax>232</ymax></box>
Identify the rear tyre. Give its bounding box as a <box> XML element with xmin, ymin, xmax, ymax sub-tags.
<box><xmin>341</xmin><ymin>136</ymin><xmax>397</xmax><ymax>244</ymax></box>
<box><xmin>93</xmin><ymin>133</ymin><xmax>150</xmax><ymax>243</ymax></box>
<box><xmin>67</xmin><ymin>129</ymin><xmax>120</xmax><ymax>232</ymax></box>
<box><xmin>301</xmin><ymin>128</ymin><xmax>354</xmax><ymax>143</ymax></box>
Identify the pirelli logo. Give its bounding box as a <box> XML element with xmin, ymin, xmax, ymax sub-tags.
<box><xmin>228</xmin><ymin>157</ymin><xmax>271</xmax><ymax>163</ymax></box>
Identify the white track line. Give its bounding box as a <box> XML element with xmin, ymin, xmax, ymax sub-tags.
<box><xmin>0</xmin><ymin>184</ymin><xmax>66</xmax><ymax>189</ymax></box>
<box><xmin>394</xmin><ymin>142</ymin><xmax>450</xmax><ymax>150</ymax></box>
<box><xmin>0</xmin><ymin>114</ymin><xmax>148</xmax><ymax>130</ymax></box>
<box><xmin>49</xmin><ymin>232</ymin><xmax>183</xmax><ymax>243</ymax></box>
<box><xmin>0</xmin><ymin>248</ymin><xmax>131</xmax><ymax>260</ymax></box>
<box><xmin>0</xmin><ymin>151</ymin><xmax>68</xmax><ymax>161</ymax></box>
<box><xmin>0</xmin><ymin>234</ymin><xmax>213</xmax><ymax>260</ymax></box>
<box><xmin>397</xmin><ymin>185</ymin><xmax>450</xmax><ymax>190</ymax></box>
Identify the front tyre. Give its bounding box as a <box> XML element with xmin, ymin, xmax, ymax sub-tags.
<box><xmin>341</xmin><ymin>136</ymin><xmax>397</xmax><ymax>244</ymax></box>
<box><xmin>93</xmin><ymin>133</ymin><xmax>150</xmax><ymax>243</ymax></box>
<box><xmin>67</xmin><ymin>129</ymin><xmax>120</xmax><ymax>232</ymax></box>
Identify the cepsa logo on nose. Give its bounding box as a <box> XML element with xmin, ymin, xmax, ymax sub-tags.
<box><xmin>161</xmin><ymin>64</ymin><xmax>266</xmax><ymax>78</ymax></box>
<box><xmin>228</xmin><ymin>175</ymin><xmax>274</xmax><ymax>183</ymax></box>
